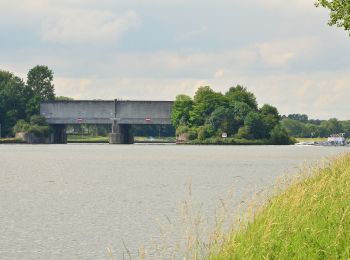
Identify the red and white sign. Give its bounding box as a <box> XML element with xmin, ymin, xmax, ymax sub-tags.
<box><xmin>145</xmin><ymin>118</ymin><xmax>151</xmax><ymax>122</ymax></box>
<box><xmin>76</xmin><ymin>118</ymin><xmax>83</xmax><ymax>123</ymax></box>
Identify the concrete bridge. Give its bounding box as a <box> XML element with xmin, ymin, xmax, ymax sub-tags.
<box><xmin>40</xmin><ymin>100</ymin><xmax>174</xmax><ymax>144</ymax></box>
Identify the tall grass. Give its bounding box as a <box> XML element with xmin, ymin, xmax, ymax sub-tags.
<box><xmin>210</xmin><ymin>154</ymin><xmax>350</xmax><ymax>259</ymax></box>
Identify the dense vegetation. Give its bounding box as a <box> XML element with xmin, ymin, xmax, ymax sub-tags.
<box><xmin>0</xmin><ymin>66</ymin><xmax>55</xmax><ymax>137</ymax></box>
<box><xmin>172</xmin><ymin>85</ymin><xmax>293</xmax><ymax>144</ymax></box>
<box><xmin>210</xmin><ymin>153</ymin><xmax>350</xmax><ymax>259</ymax></box>
<box><xmin>281</xmin><ymin>114</ymin><xmax>350</xmax><ymax>138</ymax></box>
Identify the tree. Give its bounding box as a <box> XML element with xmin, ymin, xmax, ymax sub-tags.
<box><xmin>244</xmin><ymin>112</ymin><xmax>267</xmax><ymax>139</ymax></box>
<box><xmin>26</xmin><ymin>65</ymin><xmax>55</xmax><ymax>116</ymax></box>
<box><xmin>269</xmin><ymin>124</ymin><xmax>293</xmax><ymax>145</ymax></box>
<box><xmin>0</xmin><ymin>71</ymin><xmax>28</xmax><ymax>136</ymax></box>
<box><xmin>55</xmin><ymin>96</ymin><xmax>73</xmax><ymax>101</ymax></box>
<box><xmin>171</xmin><ymin>94</ymin><xmax>193</xmax><ymax>128</ymax></box>
<box><xmin>225</xmin><ymin>85</ymin><xmax>258</xmax><ymax>110</ymax></box>
<box><xmin>316</xmin><ymin>0</ymin><xmax>350</xmax><ymax>35</ymax></box>
<box><xmin>190</xmin><ymin>86</ymin><xmax>226</xmax><ymax>126</ymax></box>
<box><xmin>260</xmin><ymin>104</ymin><xmax>280</xmax><ymax>135</ymax></box>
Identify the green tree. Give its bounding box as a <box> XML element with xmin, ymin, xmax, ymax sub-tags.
<box><xmin>26</xmin><ymin>65</ymin><xmax>55</xmax><ymax>116</ymax></box>
<box><xmin>320</xmin><ymin>118</ymin><xmax>343</xmax><ymax>135</ymax></box>
<box><xmin>171</xmin><ymin>94</ymin><xmax>193</xmax><ymax>128</ymax></box>
<box><xmin>225</xmin><ymin>85</ymin><xmax>258</xmax><ymax>110</ymax></box>
<box><xmin>190</xmin><ymin>86</ymin><xmax>226</xmax><ymax>126</ymax></box>
<box><xmin>55</xmin><ymin>96</ymin><xmax>74</xmax><ymax>101</ymax></box>
<box><xmin>260</xmin><ymin>104</ymin><xmax>280</xmax><ymax>135</ymax></box>
<box><xmin>316</xmin><ymin>0</ymin><xmax>350</xmax><ymax>35</ymax></box>
<box><xmin>244</xmin><ymin>112</ymin><xmax>267</xmax><ymax>139</ymax></box>
<box><xmin>0</xmin><ymin>70</ymin><xmax>28</xmax><ymax>136</ymax></box>
<box><xmin>269</xmin><ymin>124</ymin><xmax>293</xmax><ymax>145</ymax></box>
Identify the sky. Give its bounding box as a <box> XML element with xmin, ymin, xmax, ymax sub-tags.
<box><xmin>1</xmin><ymin>0</ymin><xmax>350</xmax><ymax>119</ymax></box>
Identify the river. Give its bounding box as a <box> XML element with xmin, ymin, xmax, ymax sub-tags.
<box><xmin>0</xmin><ymin>144</ymin><xmax>348</xmax><ymax>259</ymax></box>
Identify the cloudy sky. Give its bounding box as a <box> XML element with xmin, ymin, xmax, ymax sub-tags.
<box><xmin>1</xmin><ymin>0</ymin><xmax>350</xmax><ymax>119</ymax></box>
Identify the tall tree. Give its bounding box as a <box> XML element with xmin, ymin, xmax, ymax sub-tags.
<box><xmin>225</xmin><ymin>85</ymin><xmax>258</xmax><ymax>110</ymax></box>
<box><xmin>190</xmin><ymin>86</ymin><xmax>227</xmax><ymax>126</ymax></box>
<box><xmin>26</xmin><ymin>65</ymin><xmax>55</xmax><ymax>116</ymax></box>
<box><xmin>171</xmin><ymin>94</ymin><xmax>193</xmax><ymax>128</ymax></box>
<box><xmin>316</xmin><ymin>0</ymin><xmax>350</xmax><ymax>35</ymax></box>
<box><xmin>0</xmin><ymin>71</ymin><xmax>28</xmax><ymax>136</ymax></box>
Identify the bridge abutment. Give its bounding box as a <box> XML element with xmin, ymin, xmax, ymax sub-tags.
<box><xmin>109</xmin><ymin>121</ymin><xmax>134</xmax><ymax>144</ymax></box>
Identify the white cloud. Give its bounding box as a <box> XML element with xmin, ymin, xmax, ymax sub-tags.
<box><xmin>41</xmin><ymin>9</ymin><xmax>140</xmax><ymax>44</ymax></box>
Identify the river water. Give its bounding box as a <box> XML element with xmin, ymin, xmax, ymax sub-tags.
<box><xmin>0</xmin><ymin>144</ymin><xmax>348</xmax><ymax>259</ymax></box>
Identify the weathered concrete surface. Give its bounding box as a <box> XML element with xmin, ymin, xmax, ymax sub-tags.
<box><xmin>41</xmin><ymin>101</ymin><xmax>115</xmax><ymax>125</ymax></box>
<box><xmin>40</xmin><ymin>100</ymin><xmax>173</xmax><ymax>125</ymax></box>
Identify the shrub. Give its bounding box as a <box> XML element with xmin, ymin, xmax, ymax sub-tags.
<box><xmin>269</xmin><ymin>124</ymin><xmax>294</xmax><ymax>145</ymax></box>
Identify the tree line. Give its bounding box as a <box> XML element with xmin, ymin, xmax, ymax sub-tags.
<box><xmin>281</xmin><ymin>114</ymin><xmax>350</xmax><ymax>138</ymax></box>
<box><xmin>172</xmin><ymin>85</ymin><xmax>292</xmax><ymax>144</ymax></box>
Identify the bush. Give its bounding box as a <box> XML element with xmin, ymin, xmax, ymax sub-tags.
<box><xmin>269</xmin><ymin>124</ymin><xmax>293</xmax><ymax>145</ymax></box>
<box><xmin>197</xmin><ymin>124</ymin><xmax>215</xmax><ymax>140</ymax></box>
<box><xmin>30</xmin><ymin>115</ymin><xmax>47</xmax><ymax>126</ymax></box>
<box><xmin>13</xmin><ymin>116</ymin><xmax>51</xmax><ymax>138</ymax></box>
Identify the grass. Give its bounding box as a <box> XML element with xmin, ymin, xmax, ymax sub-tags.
<box><xmin>209</xmin><ymin>154</ymin><xmax>350</xmax><ymax>259</ymax></box>
<box><xmin>186</xmin><ymin>138</ymin><xmax>273</xmax><ymax>145</ymax></box>
<box><xmin>67</xmin><ymin>135</ymin><xmax>108</xmax><ymax>143</ymax></box>
<box><xmin>0</xmin><ymin>138</ymin><xmax>25</xmax><ymax>144</ymax></box>
<box><xmin>295</xmin><ymin>137</ymin><xmax>328</xmax><ymax>143</ymax></box>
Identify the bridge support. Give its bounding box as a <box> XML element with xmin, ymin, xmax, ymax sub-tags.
<box><xmin>109</xmin><ymin>121</ymin><xmax>134</xmax><ymax>144</ymax></box>
<box><xmin>51</xmin><ymin>124</ymin><xmax>67</xmax><ymax>144</ymax></box>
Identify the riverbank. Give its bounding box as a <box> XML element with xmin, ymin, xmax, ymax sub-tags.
<box><xmin>181</xmin><ymin>137</ymin><xmax>295</xmax><ymax>145</ymax></box>
<box><xmin>209</xmin><ymin>153</ymin><xmax>350</xmax><ymax>259</ymax></box>
<box><xmin>0</xmin><ymin>138</ymin><xmax>25</xmax><ymax>144</ymax></box>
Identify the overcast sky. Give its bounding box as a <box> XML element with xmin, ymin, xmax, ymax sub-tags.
<box><xmin>1</xmin><ymin>0</ymin><xmax>350</xmax><ymax>119</ymax></box>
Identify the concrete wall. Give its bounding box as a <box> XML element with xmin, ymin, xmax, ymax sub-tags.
<box><xmin>116</xmin><ymin>101</ymin><xmax>173</xmax><ymax>124</ymax></box>
<box><xmin>41</xmin><ymin>100</ymin><xmax>115</xmax><ymax>124</ymax></box>
<box><xmin>40</xmin><ymin>100</ymin><xmax>173</xmax><ymax>125</ymax></box>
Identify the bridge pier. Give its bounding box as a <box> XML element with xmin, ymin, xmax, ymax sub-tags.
<box><xmin>109</xmin><ymin>121</ymin><xmax>134</xmax><ymax>144</ymax></box>
<box><xmin>51</xmin><ymin>124</ymin><xmax>67</xmax><ymax>144</ymax></box>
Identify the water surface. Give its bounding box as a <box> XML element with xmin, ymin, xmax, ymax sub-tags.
<box><xmin>0</xmin><ymin>144</ymin><xmax>348</xmax><ymax>259</ymax></box>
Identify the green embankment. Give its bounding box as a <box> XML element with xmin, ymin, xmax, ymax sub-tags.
<box><xmin>210</xmin><ymin>154</ymin><xmax>350</xmax><ymax>259</ymax></box>
<box><xmin>0</xmin><ymin>138</ymin><xmax>25</xmax><ymax>144</ymax></box>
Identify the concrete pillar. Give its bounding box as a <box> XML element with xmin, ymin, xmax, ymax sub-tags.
<box><xmin>109</xmin><ymin>121</ymin><xmax>134</xmax><ymax>144</ymax></box>
<box><xmin>51</xmin><ymin>125</ymin><xmax>67</xmax><ymax>144</ymax></box>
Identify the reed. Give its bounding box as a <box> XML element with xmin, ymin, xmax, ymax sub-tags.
<box><xmin>209</xmin><ymin>154</ymin><xmax>350</xmax><ymax>259</ymax></box>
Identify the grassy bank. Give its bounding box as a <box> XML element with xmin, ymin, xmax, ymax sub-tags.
<box><xmin>184</xmin><ymin>137</ymin><xmax>293</xmax><ymax>145</ymax></box>
<box><xmin>210</xmin><ymin>154</ymin><xmax>350</xmax><ymax>259</ymax></box>
<box><xmin>67</xmin><ymin>135</ymin><xmax>108</xmax><ymax>143</ymax></box>
<box><xmin>0</xmin><ymin>138</ymin><xmax>25</xmax><ymax>144</ymax></box>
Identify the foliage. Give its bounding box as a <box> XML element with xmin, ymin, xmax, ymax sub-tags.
<box><xmin>55</xmin><ymin>96</ymin><xmax>74</xmax><ymax>101</ymax></box>
<box><xmin>225</xmin><ymin>85</ymin><xmax>258</xmax><ymax>110</ymax></box>
<box><xmin>0</xmin><ymin>66</ymin><xmax>55</xmax><ymax>137</ymax></box>
<box><xmin>171</xmin><ymin>94</ymin><xmax>194</xmax><ymax>128</ymax></box>
<box><xmin>269</xmin><ymin>124</ymin><xmax>294</xmax><ymax>145</ymax></box>
<box><xmin>210</xmin><ymin>154</ymin><xmax>350</xmax><ymax>259</ymax></box>
<box><xmin>316</xmin><ymin>0</ymin><xmax>350</xmax><ymax>35</ymax></box>
<box><xmin>13</xmin><ymin>115</ymin><xmax>51</xmax><ymax>137</ymax></box>
<box><xmin>26</xmin><ymin>65</ymin><xmax>55</xmax><ymax>115</ymax></box>
<box><xmin>0</xmin><ymin>71</ymin><xmax>29</xmax><ymax>136</ymax></box>
<box><xmin>172</xmin><ymin>85</ymin><xmax>290</xmax><ymax>144</ymax></box>
<box><xmin>282</xmin><ymin>116</ymin><xmax>347</xmax><ymax>138</ymax></box>
<box><xmin>244</xmin><ymin>112</ymin><xmax>266</xmax><ymax>139</ymax></box>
